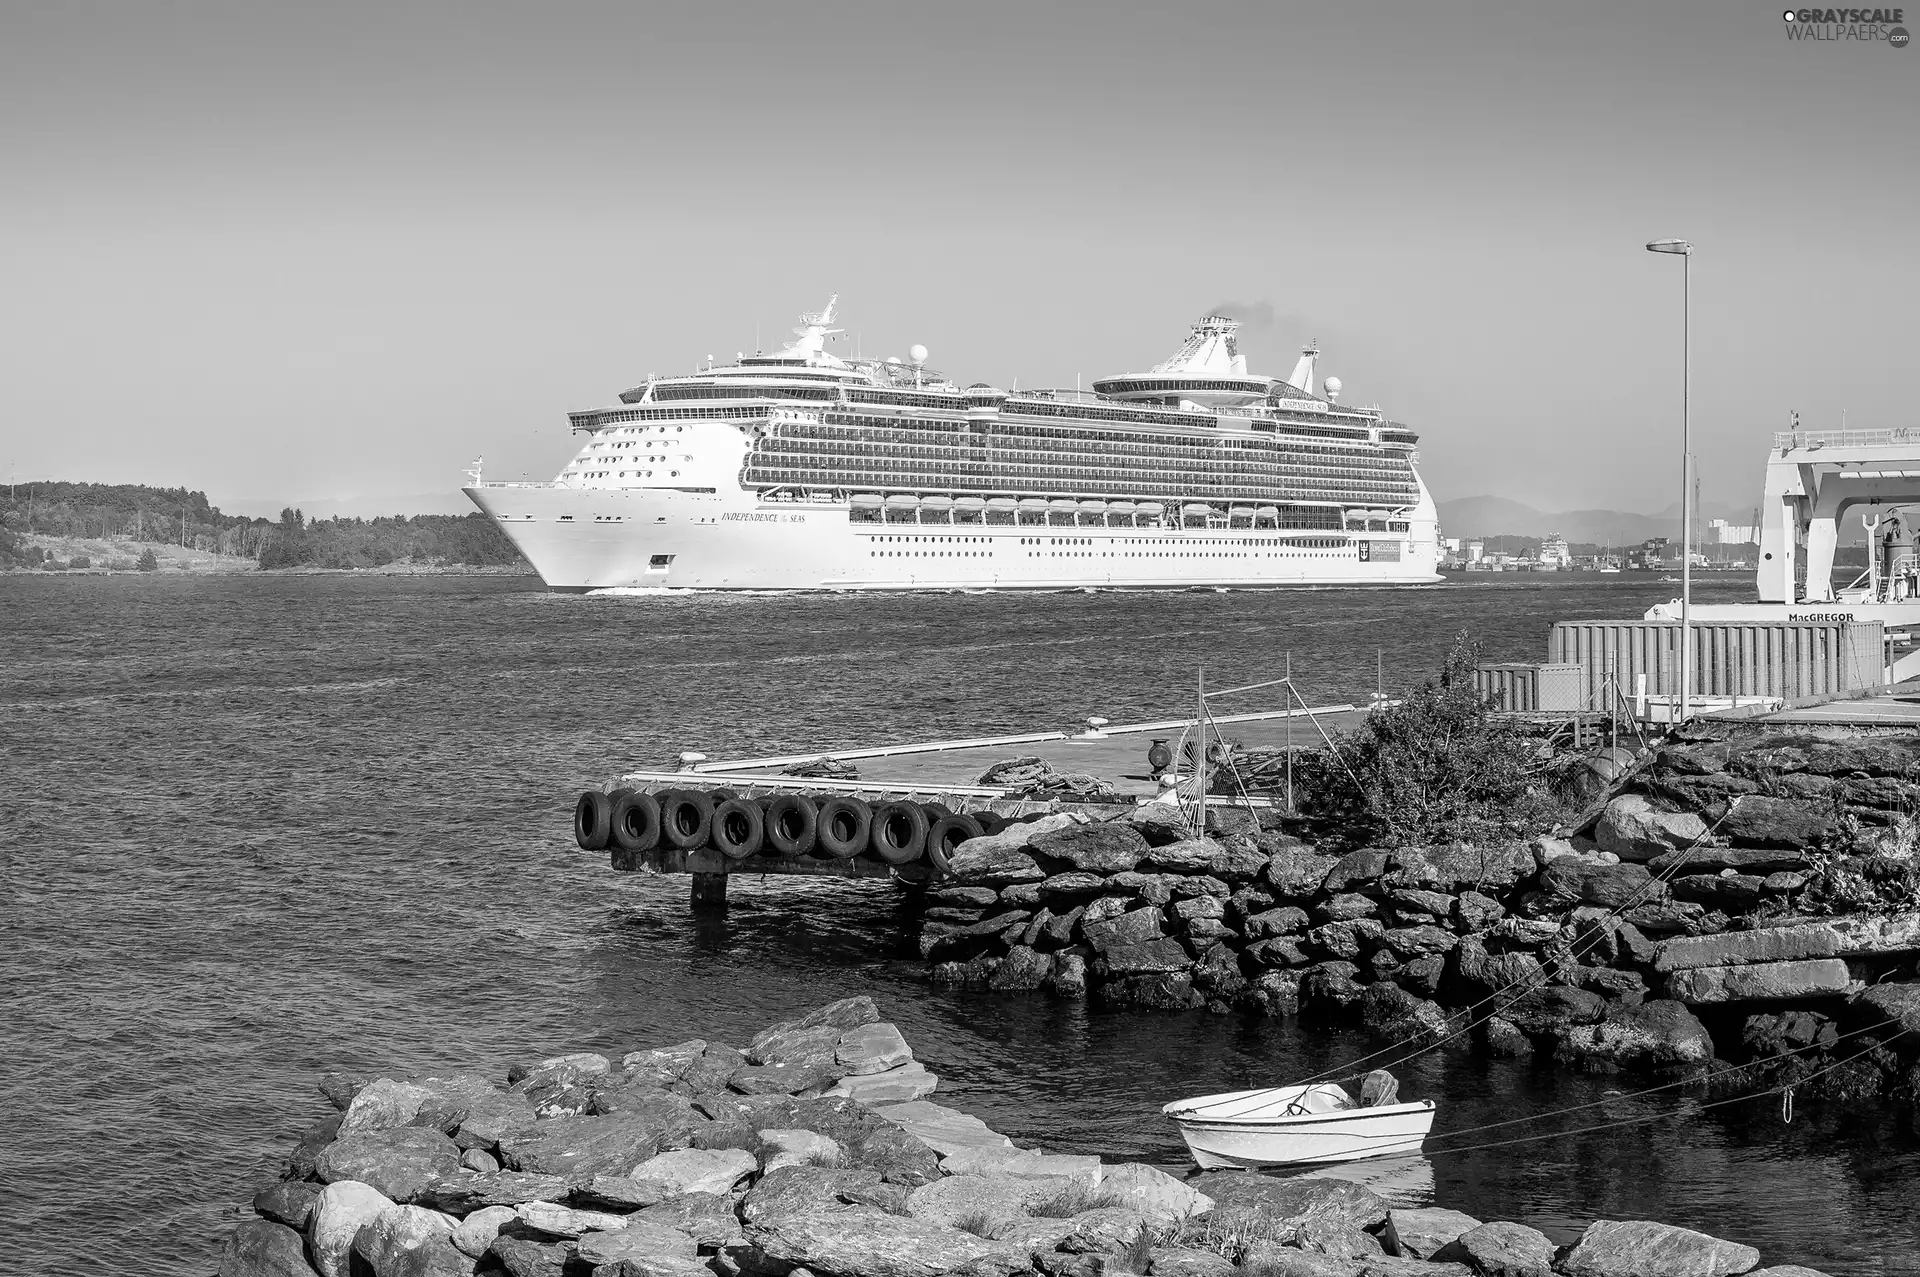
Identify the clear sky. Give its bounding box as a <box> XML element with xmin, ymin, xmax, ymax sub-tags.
<box><xmin>4</xmin><ymin>1</ymin><xmax>1914</xmax><ymax>516</ymax></box>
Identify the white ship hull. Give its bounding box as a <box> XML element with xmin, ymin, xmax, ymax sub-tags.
<box><xmin>465</xmin><ymin>483</ymin><xmax>1442</xmax><ymax>591</ymax></box>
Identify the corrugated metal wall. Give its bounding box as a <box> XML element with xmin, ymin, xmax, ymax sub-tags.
<box><xmin>1547</xmin><ymin>620</ymin><xmax>1885</xmax><ymax>703</ymax></box>
<box><xmin>1474</xmin><ymin>663</ymin><xmax>1587</xmax><ymax>712</ymax></box>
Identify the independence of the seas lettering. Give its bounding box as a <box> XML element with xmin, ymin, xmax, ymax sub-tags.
<box><xmin>1783</xmin><ymin>7</ymin><xmax>1911</xmax><ymax>45</ymax></box>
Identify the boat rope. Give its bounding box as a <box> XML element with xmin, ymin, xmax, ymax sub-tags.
<box><xmin>1281</xmin><ymin>796</ymin><xmax>1747</xmax><ymax>1092</ymax></box>
<box><xmin>1408</xmin><ymin>1014</ymin><xmax>1904</xmax><ymax>1147</ymax></box>
<box><xmin>1349</xmin><ymin>1028</ymin><xmax>1906</xmax><ymax>1162</ymax></box>
<box><xmin>1781</xmin><ymin>1084</ymin><xmax>1795</xmax><ymax>1125</ymax></box>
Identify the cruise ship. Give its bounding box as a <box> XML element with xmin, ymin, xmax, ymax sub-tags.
<box><xmin>464</xmin><ymin>300</ymin><xmax>1441</xmax><ymax>590</ymax></box>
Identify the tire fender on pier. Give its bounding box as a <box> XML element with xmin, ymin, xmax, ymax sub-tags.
<box><xmin>711</xmin><ymin>798</ymin><xmax>766</xmax><ymax>860</ymax></box>
<box><xmin>815</xmin><ymin>796</ymin><xmax>873</xmax><ymax>859</ymax></box>
<box><xmin>610</xmin><ymin>790</ymin><xmax>662</xmax><ymax>854</ymax></box>
<box><xmin>764</xmin><ymin>794</ymin><xmax>819</xmax><ymax>858</ymax></box>
<box><xmin>870</xmin><ymin>801</ymin><xmax>931</xmax><ymax>865</ymax></box>
<box><xmin>658</xmin><ymin>789</ymin><xmax>715</xmax><ymax>850</ymax></box>
<box><xmin>574</xmin><ymin>790</ymin><xmax>614</xmax><ymax>851</ymax></box>
<box><xmin>926</xmin><ymin>813</ymin><xmax>984</xmax><ymax>874</ymax></box>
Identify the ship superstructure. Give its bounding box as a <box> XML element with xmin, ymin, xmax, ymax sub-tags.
<box><xmin>465</xmin><ymin>300</ymin><xmax>1442</xmax><ymax>590</ymax></box>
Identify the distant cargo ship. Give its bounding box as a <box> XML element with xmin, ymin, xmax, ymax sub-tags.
<box><xmin>465</xmin><ymin>299</ymin><xmax>1441</xmax><ymax>591</ymax></box>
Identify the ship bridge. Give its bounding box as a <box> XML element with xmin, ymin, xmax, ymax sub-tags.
<box><xmin>1761</xmin><ymin>427</ymin><xmax>1920</xmax><ymax>607</ymax></box>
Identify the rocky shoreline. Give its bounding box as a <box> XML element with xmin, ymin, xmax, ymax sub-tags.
<box><xmin>218</xmin><ymin>998</ymin><xmax>1830</xmax><ymax>1277</ymax></box>
<box><xmin>919</xmin><ymin>721</ymin><xmax>1920</xmax><ymax>1105</ymax></box>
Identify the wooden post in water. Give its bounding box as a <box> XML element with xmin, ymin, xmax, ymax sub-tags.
<box><xmin>1285</xmin><ymin>650</ymin><xmax>1294</xmax><ymax>815</ymax></box>
<box><xmin>1193</xmin><ymin>666</ymin><xmax>1209</xmax><ymax>837</ymax></box>
<box><xmin>691</xmin><ymin>872</ymin><xmax>728</xmax><ymax>910</ymax></box>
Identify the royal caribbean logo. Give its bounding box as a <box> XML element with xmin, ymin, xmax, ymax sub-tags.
<box><xmin>1783</xmin><ymin>7</ymin><xmax>1911</xmax><ymax>45</ymax></box>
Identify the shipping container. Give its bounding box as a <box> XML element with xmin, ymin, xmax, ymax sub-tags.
<box><xmin>1474</xmin><ymin>662</ymin><xmax>1588</xmax><ymax>712</ymax></box>
<box><xmin>1547</xmin><ymin>620</ymin><xmax>1885</xmax><ymax>705</ymax></box>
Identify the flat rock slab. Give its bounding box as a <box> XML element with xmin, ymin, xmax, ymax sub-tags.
<box><xmin>904</xmin><ymin>1172</ymin><xmax>1073</xmax><ymax>1227</ymax></box>
<box><xmin>836</xmin><ymin>1022</ymin><xmax>914</xmax><ymax>1076</ymax></box>
<box><xmin>1667</xmin><ymin>958</ymin><xmax>1853</xmax><ymax>1004</ymax></box>
<box><xmin>1561</xmin><ymin>1219</ymin><xmax>1760</xmax><ymax>1277</ymax></box>
<box><xmin>938</xmin><ymin>1144</ymin><xmax>1103</xmax><ymax>1186</ymax></box>
<box><xmin>746</xmin><ymin>1205</ymin><xmax>1004</xmax><ymax>1277</ymax></box>
<box><xmin>1653</xmin><ymin>926</ymin><xmax>1840</xmax><ymax>973</ymax></box>
<box><xmin>870</xmin><ymin>1100</ymin><xmax>1012</xmax><ymax>1156</ymax></box>
<box><xmin>628</xmin><ymin>1147</ymin><xmax>757</xmax><ymax>1196</ymax></box>
<box><xmin>1384</xmin><ymin>1207</ymin><xmax>1483</xmax><ymax>1259</ymax></box>
<box><xmin>1825</xmin><ymin>912</ymin><xmax>1920</xmax><ymax>955</ymax></box>
<box><xmin>1193</xmin><ymin>1173</ymin><xmax>1390</xmax><ymax>1233</ymax></box>
<box><xmin>825</xmin><ymin>1061</ymin><xmax>939</xmax><ymax>1104</ymax></box>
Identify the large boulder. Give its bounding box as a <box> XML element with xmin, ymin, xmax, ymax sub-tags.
<box><xmin>742</xmin><ymin>1165</ymin><xmax>888</xmax><ymax>1223</ymax></box>
<box><xmin>629</xmin><ymin>1190</ymin><xmax>744</xmax><ymax>1248</ymax></box>
<box><xmin>837</xmin><ymin>1013</ymin><xmax>910</xmax><ymax>1075</ymax></box>
<box><xmin>1825</xmin><ymin>912</ymin><xmax>1920</xmax><ymax>955</ymax></box>
<box><xmin>826</xmin><ymin>1061</ymin><xmax>939</xmax><ymax>1105</ymax></box>
<box><xmin>252</xmin><ymin>1181</ymin><xmax>323</xmax><ymax>1231</ymax></box>
<box><xmin>989</xmin><ymin>945</ymin><xmax>1054</xmax><ymax>991</ymax></box>
<box><xmin>216</xmin><ymin>1220</ymin><xmax>312</xmax><ymax>1277</ymax></box>
<box><xmin>1540</xmin><ymin>860</ymin><xmax>1664</xmax><ymax>909</ymax></box>
<box><xmin>308</xmin><ymin>1181</ymin><xmax>396</xmax><ymax>1277</ymax></box>
<box><xmin>410</xmin><ymin>1169</ymin><xmax>572</xmax><ymax>1214</ymax></box>
<box><xmin>746</xmin><ymin>1205</ymin><xmax>1004</xmax><ymax>1276</ymax></box>
<box><xmin>748</xmin><ymin>1023</ymin><xmax>841</xmax><ymax>1069</ymax></box>
<box><xmin>574</xmin><ymin>1221</ymin><xmax>700</xmax><ymax>1266</ymax></box>
<box><xmin>1594</xmin><ymin>796</ymin><xmax>1709</xmax><ymax>862</ymax></box>
<box><xmin>1097</xmin><ymin>1162</ymin><xmax>1213</xmax><ymax>1223</ymax></box>
<box><xmin>1098</xmin><ymin>938</ymin><xmax>1192</xmax><ymax>975</ymax></box>
<box><xmin>314</xmin><ymin>1128</ymin><xmax>461</xmax><ymax>1202</ymax></box>
<box><xmin>1082</xmin><ymin>907</ymin><xmax>1167</xmax><ymax>951</ymax></box>
<box><xmin>751</xmin><ymin>996</ymin><xmax>880</xmax><ymax>1050</ymax></box>
<box><xmin>1192</xmin><ymin>1172</ymin><xmax>1388</xmax><ymax>1233</ymax></box>
<box><xmin>341</xmin><ymin>1079</ymin><xmax>438</xmax><ymax>1134</ymax></box>
<box><xmin>1667</xmin><ymin>959</ymin><xmax>1853</xmax><ymax>1004</ymax></box>
<box><xmin>1030</xmin><ymin>821</ymin><xmax>1150</xmax><ymax>873</ymax></box>
<box><xmin>1433</xmin><ymin>1220</ymin><xmax>1557</xmax><ymax>1277</ymax></box>
<box><xmin>510</xmin><ymin>1053</ymin><xmax>612</xmax><ymax>1116</ymax></box>
<box><xmin>1321</xmin><ymin>849</ymin><xmax>1391</xmax><ymax>894</ymax></box>
<box><xmin>1652</xmin><ymin>926</ymin><xmax>1840</xmax><ymax>973</ymax></box>
<box><xmin>629</xmin><ymin>1146</ymin><xmax>757</xmax><ymax>1196</ymax></box>
<box><xmin>1721</xmin><ymin>795</ymin><xmax>1834</xmax><ymax>849</ymax></box>
<box><xmin>1852</xmin><ymin>981</ymin><xmax>1920</xmax><ymax>1035</ymax></box>
<box><xmin>1647</xmin><ymin>846</ymin><xmax>1809</xmax><ymax>876</ymax></box>
<box><xmin>1554</xmin><ymin>1000</ymin><xmax>1713</xmax><ymax>1072</ymax></box>
<box><xmin>450</xmin><ymin>1206</ymin><xmax>516</xmax><ymax>1259</ymax></box>
<box><xmin>1265</xmin><ymin>847</ymin><xmax>1340</xmax><ymax>899</ymax></box>
<box><xmin>903</xmin><ymin>1172</ymin><xmax>1066</xmax><ymax>1227</ymax></box>
<box><xmin>352</xmin><ymin>1204</ymin><xmax>465</xmax><ymax>1277</ymax></box>
<box><xmin>1385</xmin><ymin>844</ymin><xmax>1535</xmax><ymax>893</ymax></box>
<box><xmin>1142</xmin><ymin>837</ymin><xmax>1226</xmax><ymax>874</ymax></box>
<box><xmin>1560</xmin><ymin>1219</ymin><xmax>1760</xmax><ymax>1277</ymax></box>
<box><xmin>496</xmin><ymin>1108</ymin><xmax>690</xmax><ymax>1177</ymax></box>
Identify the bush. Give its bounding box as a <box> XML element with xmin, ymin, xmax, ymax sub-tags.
<box><xmin>1296</xmin><ymin>632</ymin><xmax>1570</xmax><ymax>846</ymax></box>
<box><xmin>68</xmin><ymin>554</ymin><xmax>91</xmax><ymax>569</ymax></box>
<box><xmin>137</xmin><ymin>548</ymin><xmax>159</xmax><ymax>571</ymax></box>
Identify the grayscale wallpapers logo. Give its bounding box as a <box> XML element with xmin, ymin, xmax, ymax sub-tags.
<box><xmin>1783</xmin><ymin>7</ymin><xmax>1910</xmax><ymax>45</ymax></box>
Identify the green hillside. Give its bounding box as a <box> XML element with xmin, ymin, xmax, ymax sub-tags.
<box><xmin>0</xmin><ymin>482</ymin><xmax>523</xmax><ymax>570</ymax></box>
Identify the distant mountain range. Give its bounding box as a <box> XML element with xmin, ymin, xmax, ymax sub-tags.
<box><xmin>1436</xmin><ymin>496</ymin><xmax>1753</xmax><ymax>545</ymax></box>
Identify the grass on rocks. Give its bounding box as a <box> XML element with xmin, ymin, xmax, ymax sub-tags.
<box><xmin>952</xmin><ymin>1210</ymin><xmax>999</xmax><ymax>1239</ymax></box>
<box><xmin>1026</xmin><ymin>1181</ymin><xmax>1130</xmax><ymax>1218</ymax></box>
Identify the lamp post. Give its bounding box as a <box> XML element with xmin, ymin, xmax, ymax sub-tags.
<box><xmin>1647</xmin><ymin>238</ymin><xmax>1692</xmax><ymax>721</ymax></box>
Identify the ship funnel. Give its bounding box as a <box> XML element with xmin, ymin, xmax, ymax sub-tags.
<box><xmin>1286</xmin><ymin>340</ymin><xmax>1319</xmax><ymax>396</ymax></box>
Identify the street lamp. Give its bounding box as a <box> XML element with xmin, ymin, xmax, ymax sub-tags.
<box><xmin>1647</xmin><ymin>237</ymin><xmax>1693</xmax><ymax>721</ymax></box>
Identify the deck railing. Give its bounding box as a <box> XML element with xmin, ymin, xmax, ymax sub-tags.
<box><xmin>1774</xmin><ymin>428</ymin><xmax>1920</xmax><ymax>451</ymax></box>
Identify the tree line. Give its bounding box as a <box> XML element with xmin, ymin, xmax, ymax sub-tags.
<box><xmin>0</xmin><ymin>482</ymin><xmax>525</xmax><ymax>570</ymax></box>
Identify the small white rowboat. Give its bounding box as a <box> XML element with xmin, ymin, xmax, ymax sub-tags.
<box><xmin>1163</xmin><ymin>1083</ymin><xmax>1437</xmax><ymax>1169</ymax></box>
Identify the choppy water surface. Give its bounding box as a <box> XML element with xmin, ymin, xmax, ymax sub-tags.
<box><xmin>2</xmin><ymin>574</ymin><xmax>1914</xmax><ymax>1276</ymax></box>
